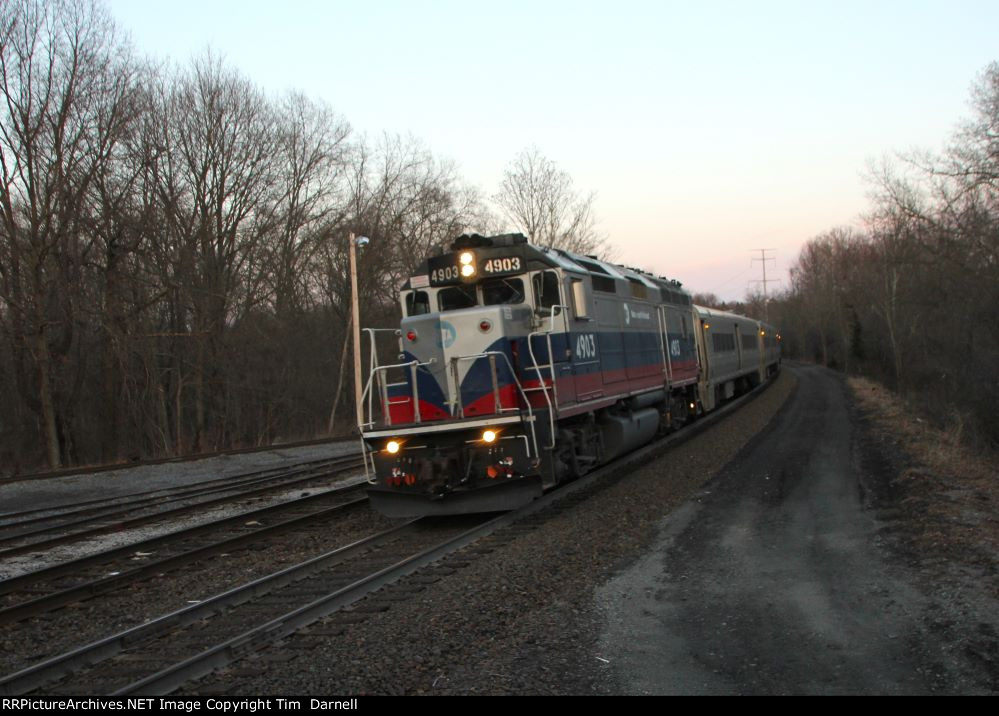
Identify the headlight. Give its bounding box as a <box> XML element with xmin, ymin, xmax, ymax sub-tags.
<box><xmin>459</xmin><ymin>252</ymin><xmax>476</xmax><ymax>278</ymax></box>
<box><xmin>386</xmin><ymin>440</ymin><xmax>401</xmax><ymax>454</ymax></box>
<box><xmin>482</xmin><ymin>430</ymin><xmax>497</xmax><ymax>444</ymax></box>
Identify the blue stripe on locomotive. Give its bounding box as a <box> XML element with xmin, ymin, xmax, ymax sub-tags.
<box><xmin>386</xmin><ymin>329</ymin><xmax>698</xmax><ymax>419</ymax></box>
<box><xmin>386</xmin><ymin>352</ymin><xmax>449</xmax><ymax>407</ymax></box>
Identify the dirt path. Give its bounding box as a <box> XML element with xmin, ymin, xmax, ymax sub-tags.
<box><xmin>596</xmin><ymin>363</ymin><xmax>998</xmax><ymax>694</ymax></box>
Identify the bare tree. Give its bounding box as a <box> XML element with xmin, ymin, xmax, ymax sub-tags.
<box><xmin>266</xmin><ymin>91</ymin><xmax>351</xmax><ymax>317</ymax></box>
<box><xmin>691</xmin><ymin>292</ymin><xmax>725</xmax><ymax>308</ymax></box>
<box><xmin>494</xmin><ymin>147</ymin><xmax>608</xmax><ymax>256</ymax></box>
<box><xmin>150</xmin><ymin>52</ymin><xmax>278</xmax><ymax>450</ymax></box>
<box><xmin>773</xmin><ymin>63</ymin><xmax>999</xmax><ymax>446</ymax></box>
<box><xmin>0</xmin><ymin>0</ymin><xmax>137</xmax><ymax>468</ymax></box>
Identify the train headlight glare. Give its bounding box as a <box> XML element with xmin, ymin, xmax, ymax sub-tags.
<box><xmin>461</xmin><ymin>264</ymin><xmax>476</xmax><ymax>277</ymax></box>
<box><xmin>482</xmin><ymin>430</ymin><xmax>497</xmax><ymax>444</ymax></box>
<box><xmin>459</xmin><ymin>252</ymin><xmax>474</xmax><ymax>265</ymax></box>
<box><xmin>386</xmin><ymin>440</ymin><xmax>401</xmax><ymax>454</ymax></box>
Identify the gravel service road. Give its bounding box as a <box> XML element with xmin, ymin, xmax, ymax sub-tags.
<box><xmin>597</xmin><ymin>363</ymin><xmax>998</xmax><ymax>694</ymax></box>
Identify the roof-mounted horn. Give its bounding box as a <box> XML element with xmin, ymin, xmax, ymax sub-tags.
<box><xmin>451</xmin><ymin>233</ymin><xmax>528</xmax><ymax>250</ymax></box>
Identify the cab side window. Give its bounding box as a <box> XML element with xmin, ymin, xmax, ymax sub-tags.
<box><xmin>405</xmin><ymin>291</ymin><xmax>430</xmax><ymax>316</ymax></box>
<box><xmin>532</xmin><ymin>271</ymin><xmax>562</xmax><ymax>314</ymax></box>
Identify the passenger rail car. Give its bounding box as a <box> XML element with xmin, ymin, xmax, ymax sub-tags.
<box><xmin>358</xmin><ymin>233</ymin><xmax>780</xmax><ymax>517</ymax></box>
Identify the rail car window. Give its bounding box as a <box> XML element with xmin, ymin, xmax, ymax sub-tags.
<box><xmin>405</xmin><ymin>290</ymin><xmax>430</xmax><ymax>317</ymax></box>
<box><xmin>628</xmin><ymin>278</ymin><xmax>647</xmax><ymax>299</ymax></box>
<box><xmin>591</xmin><ymin>275</ymin><xmax>617</xmax><ymax>293</ymax></box>
<box><xmin>482</xmin><ymin>278</ymin><xmax>525</xmax><ymax>305</ymax></box>
<box><xmin>712</xmin><ymin>332</ymin><xmax>736</xmax><ymax>352</ymax></box>
<box><xmin>533</xmin><ymin>271</ymin><xmax>562</xmax><ymax>314</ymax></box>
<box><xmin>438</xmin><ymin>285</ymin><xmax>477</xmax><ymax>311</ymax></box>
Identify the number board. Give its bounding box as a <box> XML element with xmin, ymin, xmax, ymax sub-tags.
<box><xmin>427</xmin><ymin>250</ymin><xmax>526</xmax><ymax>286</ymax></box>
<box><xmin>481</xmin><ymin>255</ymin><xmax>523</xmax><ymax>275</ymax></box>
<box><xmin>427</xmin><ymin>255</ymin><xmax>461</xmax><ymax>286</ymax></box>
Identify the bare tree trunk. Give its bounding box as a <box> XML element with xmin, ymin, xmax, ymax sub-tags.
<box><xmin>194</xmin><ymin>337</ymin><xmax>206</xmax><ymax>450</ymax></box>
<box><xmin>155</xmin><ymin>380</ymin><xmax>172</xmax><ymax>456</ymax></box>
<box><xmin>174</xmin><ymin>366</ymin><xmax>184</xmax><ymax>455</ymax></box>
<box><xmin>34</xmin><ymin>325</ymin><xmax>61</xmax><ymax>469</ymax></box>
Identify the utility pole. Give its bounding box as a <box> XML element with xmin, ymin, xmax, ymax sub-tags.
<box><xmin>349</xmin><ymin>233</ymin><xmax>370</xmax><ymax>433</ymax></box>
<box><xmin>749</xmin><ymin>249</ymin><xmax>779</xmax><ymax>322</ymax></box>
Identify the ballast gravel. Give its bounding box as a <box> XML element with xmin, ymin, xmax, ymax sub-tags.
<box><xmin>187</xmin><ymin>371</ymin><xmax>797</xmax><ymax>695</ymax></box>
<box><xmin>0</xmin><ymin>499</ymin><xmax>397</xmax><ymax>679</ymax></box>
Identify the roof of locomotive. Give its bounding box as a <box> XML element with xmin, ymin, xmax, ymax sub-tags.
<box><xmin>403</xmin><ymin>233</ymin><xmax>691</xmax><ymax>303</ymax></box>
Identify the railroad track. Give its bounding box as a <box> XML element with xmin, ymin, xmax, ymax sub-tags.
<box><xmin>0</xmin><ymin>455</ymin><xmax>364</xmax><ymax>559</ymax></box>
<box><xmin>0</xmin><ymin>455</ymin><xmax>358</xmax><ymax>526</ymax></box>
<box><xmin>0</xmin><ymin>515</ymin><xmax>497</xmax><ymax>695</ymax></box>
<box><xmin>0</xmin><ymin>437</ymin><xmax>355</xmax><ymax>488</ymax></box>
<box><xmin>0</xmin><ymin>379</ymin><xmax>773</xmax><ymax>696</ymax></box>
<box><xmin>0</xmin><ymin>480</ymin><xmax>372</xmax><ymax>626</ymax></box>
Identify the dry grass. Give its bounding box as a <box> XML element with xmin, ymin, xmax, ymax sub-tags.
<box><xmin>849</xmin><ymin>376</ymin><xmax>999</xmax><ymax>590</ymax></box>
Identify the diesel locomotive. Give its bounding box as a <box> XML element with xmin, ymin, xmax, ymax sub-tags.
<box><xmin>358</xmin><ymin>233</ymin><xmax>780</xmax><ymax>517</ymax></box>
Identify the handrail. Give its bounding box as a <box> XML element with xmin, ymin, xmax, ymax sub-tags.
<box><xmin>525</xmin><ymin>304</ymin><xmax>567</xmax><ymax>449</ymax></box>
<box><xmin>449</xmin><ymin>350</ymin><xmax>540</xmax><ymax>460</ymax></box>
<box><xmin>658</xmin><ymin>306</ymin><xmax>673</xmax><ymax>385</ymax></box>
<box><xmin>362</xmin><ymin>327</ymin><xmax>400</xmax><ymax>426</ymax></box>
<box><xmin>359</xmin><ymin>359</ymin><xmax>436</xmax><ymax>429</ymax></box>
<box><xmin>357</xmin><ymin>356</ymin><xmax>438</xmax><ymax>484</ymax></box>
<box><xmin>357</xmin><ymin>320</ymin><xmax>561</xmax><ymax>481</ymax></box>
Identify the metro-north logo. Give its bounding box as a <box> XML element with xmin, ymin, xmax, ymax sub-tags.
<box><xmin>438</xmin><ymin>321</ymin><xmax>457</xmax><ymax>349</ymax></box>
<box><xmin>623</xmin><ymin>302</ymin><xmax>651</xmax><ymax>325</ymax></box>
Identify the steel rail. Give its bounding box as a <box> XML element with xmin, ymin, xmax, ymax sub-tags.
<box><xmin>0</xmin><ymin>521</ymin><xmax>420</xmax><ymax>696</ymax></box>
<box><xmin>0</xmin><ymin>456</ymin><xmax>361</xmax><ymax>538</ymax></box>
<box><xmin>0</xmin><ymin>455</ymin><xmax>359</xmax><ymax>524</ymax></box>
<box><xmin>0</xmin><ymin>459</ymin><xmax>365</xmax><ymax>559</ymax></box>
<box><xmin>0</xmin><ymin>437</ymin><xmax>355</xmax><ymax>488</ymax></box>
<box><xmin>0</xmin><ymin>490</ymin><xmax>370</xmax><ymax>625</ymax></box>
<box><xmin>0</xmin><ymin>479</ymin><xmax>368</xmax><ymax>598</ymax></box>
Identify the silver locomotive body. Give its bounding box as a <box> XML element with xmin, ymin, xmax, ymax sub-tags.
<box><xmin>358</xmin><ymin>233</ymin><xmax>780</xmax><ymax>517</ymax></box>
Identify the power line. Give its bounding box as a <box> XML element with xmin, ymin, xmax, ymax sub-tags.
<box><xmin>749</xmin><ymin>249</ymin><xmax>780</xmax><ymax>322</ymax></box>
<box><xmin>707</xmin><ymin>267</ymin><xmax>752</xmax><ymax>294</ymax></box>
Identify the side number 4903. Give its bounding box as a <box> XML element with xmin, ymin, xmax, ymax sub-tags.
<box><xmin>575</xmin><ymin>334</ymin><xmax>597</xmax><ymax>360</ymax></box>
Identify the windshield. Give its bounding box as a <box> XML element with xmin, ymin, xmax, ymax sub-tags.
<box><xmin>481</xmin><ymin>278</ymin><xmax>525</xmax><ymax>305</ymax></box>
<box><xmin>430</xmin><ymin>277</ymin><xmax>528</xmax><ymax>312</ymax></box>
<box><xmin>438</xmin><ymin>285</ymin><xmax>477</xmax><ymax>311</ymax></box>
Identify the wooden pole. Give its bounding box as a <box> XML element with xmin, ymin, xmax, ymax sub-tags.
<box><xmin>349</xmin><ymin>233</ymin><xmax>364</xmax><ymax>433</ymax></box>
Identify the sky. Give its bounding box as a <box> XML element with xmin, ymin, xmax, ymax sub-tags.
<box><xmin>106</xmin><ymin>0</ymin><xmax>999</xmax><ymax>301</ymax></box>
